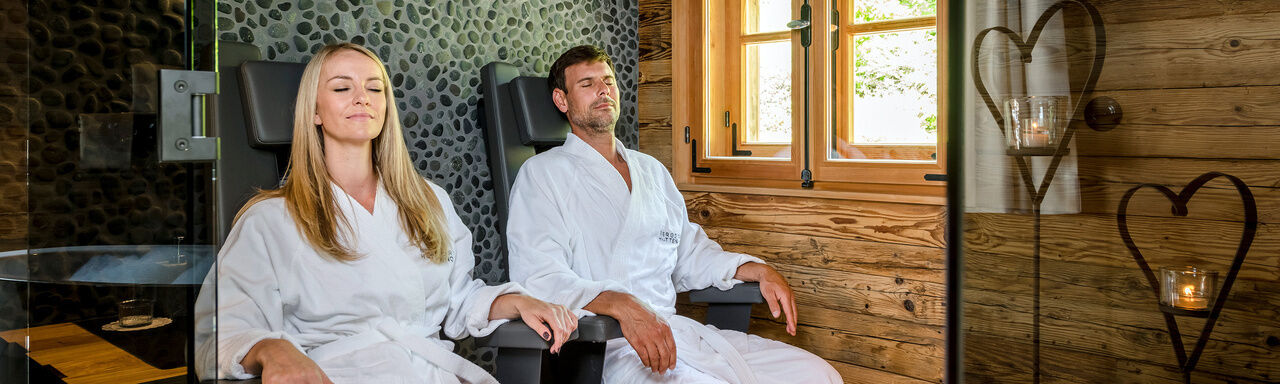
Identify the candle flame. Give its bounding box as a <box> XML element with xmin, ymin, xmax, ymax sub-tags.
<box><xmin>1183</xmin><ymin>285</ymin><xmax>1195</xmax><ymax>296</ymax></box>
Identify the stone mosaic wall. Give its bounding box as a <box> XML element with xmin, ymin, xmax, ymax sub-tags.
<box><xmin>216</xmin><ymin>0</ymin><xmax>640</xmax><ymax>283</ymax></box>
<box><xmin>218</xmin><ymin>0</ymin><xmax>640</xmax><ymax>372</ymax></box>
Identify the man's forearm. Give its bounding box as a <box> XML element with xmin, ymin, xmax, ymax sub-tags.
<box><xmin>734</xmin><ymin>261</ymin><xmax>768</xmax><ymax>282</ymax></box>
<box><xmin>584</xmin><ymin>290</ymin><xmax>642</xmax><ymax>321</ymax></box>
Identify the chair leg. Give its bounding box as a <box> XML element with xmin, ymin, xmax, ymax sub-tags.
<box><xmin>495</xmin><ymin>347</ymin><xmax>552</xmax><ymax>384</ymax></box>
<box><xmin>554</xmin><ymin>341</ymin><xmax>607</xmax><ymax>384</ymax></box>
<box><xmin>705</xmin><ymin>303</ymin><xmax>753</xmax><ymax>333</ymax></box>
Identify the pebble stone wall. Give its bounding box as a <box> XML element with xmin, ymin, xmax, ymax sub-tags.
<box><xmin>218</xmin><ymin>0</ymin><xmax>640</xmax><ymax>283</ymax></box>
<box><xmin>218</xmin><ymin>0</ymin><xmax>640</xmax><ymax>371</ymax></box>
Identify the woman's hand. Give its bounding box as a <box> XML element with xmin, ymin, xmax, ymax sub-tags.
<box><xmin>242</xmin><ymin>338</ymin><xmax>333</xmax><ymax>384</ymax></box>
<box><xmin>491</xmin><ymin>294</ymin><xmax>579</xmax><ymax>354</ymax></box>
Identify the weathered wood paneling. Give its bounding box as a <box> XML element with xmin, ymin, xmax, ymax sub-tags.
<box><xmin>966</xmin><ymin>2</ymin><xmax>1280</xmax><ymax>382</ymax></box>
<box><xmin>638</xmin><ymin>0</ymin><xmax>674</xmax><ymax>170</ymax></box>
<box><xmin>641</xmin><ymin>2</ymin><xmax>946</xmax><ymax>382</ymax></box>
<box><xmin>685</xmin><ymin>191</ymin><xmax>947</xmax><ymax>248</ymax></box>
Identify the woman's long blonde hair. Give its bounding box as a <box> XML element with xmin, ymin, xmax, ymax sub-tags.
<box><xmin>236</xmin><ymin>43</ymin><xmax>451</xmax><ymax>263</ymax></box>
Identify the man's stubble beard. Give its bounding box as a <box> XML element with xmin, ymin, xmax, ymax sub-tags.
<box><xmin>569</xmin><ymin>103</ymin><xmax>620</xmax><ymax>136</ymax></box>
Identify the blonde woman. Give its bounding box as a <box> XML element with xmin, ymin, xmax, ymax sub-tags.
<box><xmin>195</xmin><ymin>43</ymin><xmax>577</xmax><ymax>383</ymax></box>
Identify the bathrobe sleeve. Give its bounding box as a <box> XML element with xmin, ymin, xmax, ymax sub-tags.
<box><xmin>668</xmin><ymin>190</ymin><xmax>765</xmax><ymax>293</ymax></box>
<box><xmin>433</xmin><ymin>182</ymin><xmax>525</xmax><ymax>339</ymax></box>
<box><xmin>506</xmin><ymin>160</ymin><xmax>630</xmax><ymax>311</ymax></box>
<box><xmin>197</xmin><ymin>201</ymin><xmax>307</xmax><ymax>380</ymax></box>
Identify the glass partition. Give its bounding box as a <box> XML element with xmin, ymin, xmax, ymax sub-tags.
<box><xmin>1</xmin><ymin>1</ymin><xmax>218</xmax><ymax>382</ymax></box>
<box><xmin>954</xmin><ymin>0</ymin><xmax>1279</xmax><ymax>383</ymax></box>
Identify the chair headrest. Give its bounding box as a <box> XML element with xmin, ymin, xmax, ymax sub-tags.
<box><xmin>509</xmin><ymin>76</ymin><xmax>570</xmax><ymax>146</ymax></box>
<box><xmin>240</xmin><ymin>61</ymin><xmax>307</xmax><ymax>148</ymax></box>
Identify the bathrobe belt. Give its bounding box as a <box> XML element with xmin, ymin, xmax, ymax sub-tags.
<box><xmin>307</xmin><ymin>319</ymin><xmax>498</xmax><ymax>384</ymax></box>
<box><xmin>668</xmin><ymin>315</ymin><xmax>760</xmax><ymax>384</ymax></box>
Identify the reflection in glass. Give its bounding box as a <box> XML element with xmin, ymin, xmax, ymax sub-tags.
<box><xmin>3</xmin><ymin>0</ymin><xmax>216</xmax><ymax>382</ymax></box>
<box><xmin>835</xmin><ymin>29</ymin><xmax>936</xmax><ymax>161</ymax></box>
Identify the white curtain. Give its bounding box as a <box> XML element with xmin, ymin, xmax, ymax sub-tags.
<box><xmin>964</xmin><ymin>0</ymin><xmax>1081</xmax><ymax>214</ymax></box>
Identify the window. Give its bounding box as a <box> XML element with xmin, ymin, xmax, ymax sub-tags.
<box><xmin>673</xmin><ymin>0</ymin><xmax>946</xmax><ymax>199</ymax></box>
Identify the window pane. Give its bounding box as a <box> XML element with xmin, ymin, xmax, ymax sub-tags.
<box><xmin>853</xmin><ymin>0</ymin><xmax>937</xmax><ymax>23</ymax></box>
<box><xmin>745</xmin><ymin>41</ymin><xmax>792</xmax><ymax>158</ymax></box>
<box><xmin>709</xmin><ymin>41</ymin><xmax>792</xmax><ymax>159</ymax></box>
<box><xmin>746</xmin><ymin>0</ymin><xmax>792</xmax><ymax>34</ymax></box>
<box><xmin>834</xmin><ymin>29</ymin><xmax>937</xmax><ymax>162</ymax></box>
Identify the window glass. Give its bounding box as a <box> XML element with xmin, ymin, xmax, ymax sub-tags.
<box><xmin>834</xmin><ymin>28</ymin><xmax>937</xmax><ymax>162</ymax></box>
<box><xmin>853</xmin><ymin>0</ymin><xmax>937</xmax><ymax>23</ymax></box>
<box><xmin>747</xmin><ymin>0</ymin><xmax>793</xmax><ymax>33</ymax></box>
<box><xmin>745</xmin><ymin>41</ymin><xmax>793</xmax><ymax>145</ymax></box>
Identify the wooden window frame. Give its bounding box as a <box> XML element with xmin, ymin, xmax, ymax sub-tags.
<box><xmin>672</xmin><ymin>0</ymin><xmax>947</xmax><ymax>201</ymax></box>
<box><xmin>821</xmin><ymin>1</ymin><xmax>947</xmax><ymax>187</ymax></box>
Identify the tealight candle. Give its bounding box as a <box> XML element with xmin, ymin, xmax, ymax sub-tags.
<box><xmin>1005</xmin><ymin>96</ymin><xmax>1067</xmax><ymax>151</ymax></box>
<box><xmin>1160</xmin><ymin>266</ymin><xmax>1217</xmax><ymax>313</ymax></box>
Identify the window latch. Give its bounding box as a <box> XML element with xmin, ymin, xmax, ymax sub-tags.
<box><xmin>731</xmin><ymin>123</ymin><xmax>752</xmax><ymax>156</ymax></box>
<box><xmin>691</xmin><ymin>137</ymin><xmax>711</xmax><ymax>174</ymax></box>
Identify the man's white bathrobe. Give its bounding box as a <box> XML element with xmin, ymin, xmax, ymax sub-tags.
<box><xmin>508</xmin><ymin>133</ymin><xmax>841</xmax><ymax>384</ymax></box>
<box><xmin>195</xmin><ymin>180</ymin><xmax>518</xmax><ymax>384</ymax></box>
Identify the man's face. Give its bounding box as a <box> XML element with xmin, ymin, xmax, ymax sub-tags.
<box><xmin>553</xmin><ymin>60</ymin><xmax>620</xmax><ymax>135</ymax></box>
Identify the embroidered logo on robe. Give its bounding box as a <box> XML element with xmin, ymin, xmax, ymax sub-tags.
<box><xmin>448</xmin><ymin>250</ymin><xmax>456</xmax><ymax>263</ymax></box>
<box><xmin>658</xmin><ymin>230</ymin><xmax>680</xmax><ymax>244</ymax></box>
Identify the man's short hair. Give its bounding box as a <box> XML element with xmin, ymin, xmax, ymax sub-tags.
<box><xmin>548</xmin><ymin>45</ymin><xmax>614</xmax><ymax>93</ymax></box>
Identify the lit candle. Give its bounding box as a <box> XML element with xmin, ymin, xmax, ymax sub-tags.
<box><xmin>1025</xmin><ymin>132</ymin><xmax>1050</xmax><ymax>147</ymax></box>
<box><xmin>1176</xmin><ymin>284</ymin><xmax>1208</xmax><ymax>310</ymax></box>
<box><xmin>1022</xmin><ymin>122</ymin><xmax>1050</xmax><ymax>147</ymax></box>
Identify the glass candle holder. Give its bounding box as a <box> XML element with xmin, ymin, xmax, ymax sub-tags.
<box><xmin>118</xmin><ymin>299</ymin><xmax>154</xmax><ymax>328</ymax></box>
<box><xmin>1004</xmin><ymin>96</ymin><xmax>1068</xmax><ymax>153</ymax></box>
<box><xmin>1159</xmin><ymin>266</ymin><xmax>1217</xmax><ymax>313</ymax></box>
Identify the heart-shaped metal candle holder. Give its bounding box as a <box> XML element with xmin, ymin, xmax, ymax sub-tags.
<box><xmin>1117</xmin><ymin>172</ymin><xmax>1257</xmax><ymax>383</ymax></box>
<box><xmin>969</xmin><ymin>2</ymin><xmax>1110</xmax><ymax>383</ymax></box>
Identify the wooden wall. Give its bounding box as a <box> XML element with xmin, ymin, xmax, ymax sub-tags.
<box><xmin>963</xmin><ymin>1</ymin><xmax>1280</xmax><ymax>383</ymax></box>
<box><xmin>638</xmin><ymin>1</ymin><xmax>947</xmax><ymax>383</ymax></box>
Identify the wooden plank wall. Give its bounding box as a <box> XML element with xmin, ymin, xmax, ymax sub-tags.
<box><xmin>963</xmin><ymin>2</ymin><xmax>1280</xmax><ymax>383</ymax></box>
<box><xmin>0</xmin><ymin>0</ymin><xmax>28</xmax><ymax>252</ymax></box>
<box><xmin>638</xmin><ymin>1</ymin><xmax>947</xmax><ymax>383</ymax></box>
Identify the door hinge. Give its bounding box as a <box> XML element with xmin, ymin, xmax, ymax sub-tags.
<box><xmin>158</xmin><ymin>69</ymin><xmax>219</xmax><ymax>162</ymax></box>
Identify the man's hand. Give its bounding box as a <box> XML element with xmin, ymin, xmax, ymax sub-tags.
<box><xmin>586</xmin><ymin>291</ymin><xmax>677</xmax><ymax>374</ymax></box>
<box><xmin>242</xmin><ymin>338</ymin><xmax>334</xmax><ymax>384</ymax></box>
<box><xmin>736</xmin><ymin>262</ymin><xmax>798</xmax><ymax>336</ymax></box>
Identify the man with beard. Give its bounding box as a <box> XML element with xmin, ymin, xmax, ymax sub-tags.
<box><xmin>505</xmin><ymin>45</ymin><xmax>842</xmax><ymax>384</ymax></box>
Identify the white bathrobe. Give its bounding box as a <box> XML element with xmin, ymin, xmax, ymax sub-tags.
<box><xmin>508</xmin><ymin>133</ymin><xmax>842</xmax><ymax>384</ymax></box>
<box><xmin>195</xmin><ymin>180</ymin><xmax>518</xmax><ymax>384</ymax></box>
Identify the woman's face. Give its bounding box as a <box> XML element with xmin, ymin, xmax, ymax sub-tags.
<box><xmin>313</xmin><ymin>49</ymin><xmax>387</xmax><ymax>147</ymax></box>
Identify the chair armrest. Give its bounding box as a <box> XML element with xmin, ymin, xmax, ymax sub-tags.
<box><xmin>479</xmin><ymin>315</ymin><xmax>622</xmax><ymax>349</ymax></box>
<box><xmin>688</xmin><ymin>282</ymin><xmax>763</xmax><ymax>304</ymax></box>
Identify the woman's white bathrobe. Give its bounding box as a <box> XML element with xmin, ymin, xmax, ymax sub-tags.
<box><xmin>195</xmin><ymin>180</ymin><xmax>519</xmax><ymax>383</ymax></box>
<box><xmin>507</xmin><ymin>133</ymin><xmax>841</xmax><ymax>384</ymax></box>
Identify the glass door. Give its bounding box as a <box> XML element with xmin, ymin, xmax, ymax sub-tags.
<box><xmin>1</xmin><ymin>1</ymin><xmax>219</xmax><ymax>382</ymax></box>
